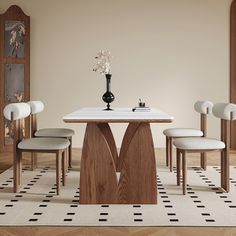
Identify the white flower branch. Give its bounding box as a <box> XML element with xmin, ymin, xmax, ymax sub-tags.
<box><xmin>93</xmin><ymin>50</ymin><xmax>112</xmax><ymax>75</ymax></box>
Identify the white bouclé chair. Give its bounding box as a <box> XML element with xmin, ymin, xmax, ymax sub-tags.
<box><xmin>27</xmin><ymin>101</ymin><xmax>75</xmax><ymax>170</ymax></box>
<box><xmin>173</xmin><ymin>103</ymin><xmax>236</xmax><ymax>195</ymax></box>
<box><xmin>163</xmin><ymin>101</ymin><xmax>214</xmax><ymax>172</ymax></box>
<box><xmin>3</xmin><ymin>102</ymin><xmax>70</xmax><ymax>195</ymax></box>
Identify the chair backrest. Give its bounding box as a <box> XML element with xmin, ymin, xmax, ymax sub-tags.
<box><xmin>194</xmin><ymin>101</ymin><xmax>214</xmax><ymax>137</ymax></box>
<box><xmin>194</xmin><ymin>101</ymin><xmax>213</xmax><ymax>114</ymax></box>
<box><xmin>4</xmin><ymin>102</ymin><xmax>31</xmax><ymax>121</ymax></box>
<box><xmin>212</xmin><ymin>103</ymin><xmax>236</xmax><ymax>121</ymax></box>
<box><xmin>27</xmin><ymin>101</ymin><xmax>44</xmax><ymax>114</ymax></box>
<box><xmin>3</xmin><ymin>102</ymin><xmax>31</xmax><ymax>145</ymax></box>
<box><xmin>213</xmin><ymin>103</ymin><xmax>236</xmax><ymax>153</ymax></box>
<box><xmin>27</xmin><ymin>101</ymin><xmax>44</xmax><ymax>137</ymax></box>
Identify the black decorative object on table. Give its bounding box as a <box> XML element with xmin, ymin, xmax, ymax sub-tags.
<box><xmin>102</xmin><ymin>74</ymin><xmax>115</xmax><ymax>110</ymax></box>
<box><xmin>132</xmin><ymin>98</ymin><xmax>150</xmax><ymax>112</ymax></box>
<box><xmin>139</xmin><ymin>98</ymin><xmax>145</xmax><ymax>107</ymax></box>
<box><xmin>93</xmin><ymin>50</ymin><xmax>114</xmax><ymax>111</ymax></box>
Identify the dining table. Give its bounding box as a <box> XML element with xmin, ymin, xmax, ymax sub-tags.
<box><xmin>63</xmin><ymin>107</ymin><xmax>174</xmax><ymax>204</ymax></box>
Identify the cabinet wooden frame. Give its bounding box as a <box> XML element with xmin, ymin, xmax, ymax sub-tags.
<box><xmin>230</xmin><ymin>0</ymin><xmax>236</xmax><ymax>150</ymax></box>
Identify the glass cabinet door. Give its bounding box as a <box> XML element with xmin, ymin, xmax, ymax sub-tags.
<box><xmin>4</xmin><ymin>64</ymin><xmax>24</xmax><ymax>145</ymax></box>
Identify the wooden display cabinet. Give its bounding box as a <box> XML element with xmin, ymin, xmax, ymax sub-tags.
<box><xmin>0</xmin><ymin>5</ymin><xmax>30</xmax><ymax>152</ymax></box>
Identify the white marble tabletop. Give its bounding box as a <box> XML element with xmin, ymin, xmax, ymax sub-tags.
<box><xmin>63</xmin><ymin>107</ymin><xmax>174</xmax><ymax>123</ymax></box>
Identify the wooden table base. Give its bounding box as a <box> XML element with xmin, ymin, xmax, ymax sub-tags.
<box><xmin>79</xmin><ymin>122</ymin><xmax>157</xmax><ymax>204</ymax></box>
<box><xmin>118</xmin><ymin>122</ymin><xmax>157</xmax><ymax>204</ymax></box>
<box><xmin>79</xmin><ymin>123</ymin><xmax>118</xmax><ymax>204</ymax></box>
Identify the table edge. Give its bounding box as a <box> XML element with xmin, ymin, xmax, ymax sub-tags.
<box><xmin>63</xmin><ymin>119</ymin><xmax>174</xmax><ymax>123</ymax></box>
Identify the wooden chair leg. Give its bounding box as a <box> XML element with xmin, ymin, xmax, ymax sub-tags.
<box><xmin>66</xmin><ymin>148</ymin><xmax>69</xmax><ymax>173</ymax></box>
<box><xmin>220</xmin><ymin>119</ymin><xmax>230</xmax><ymax>192</ymax></box>
<box><xmin>169</xmin><ymin>137</ymin><xmax>173</xmax><ymax>172</ymax></box>
<box><xmin>34</xmin><ymin>153</ymin><xmax>38</xmax><ymax>169</ymax></box>
<box><xmin>68</xmin><ymin>137</ymin><xmax>72</xmax><ymax>169</ymax></box>
<box><xmin>31</xmin><ymin>152</ymin><xmax>35</xmax><ymax>171</ymax></box>
<box><xmin>221</xmin><ymin>149</ymin><xmax>230</xmax><ymax>192</ymax></box>
<box><xmin>221</xmin><ymin>150</ymin><xmax>225</xmax><ymax>190</ymax></box>
<box><xmin>224</xmin><ymin>150</ymin><xmax>230</xmax><ymax>192</ymax></box>
<box><xmin>31</xmin><ymin>152</ymin><xmax>38</xmax><ymax>170</ymax></box>
<box><xmin>13</xmin><ymin>149</ymin><xmax>19</xmax><ymax>193</ymax></box>
<box><xmin>200</xmin><ymin>152</ymin><xmax>207</xmax><ymax>170</ymax></box>
<box><xmin>182</xmin><ymin>151</ymin><xmax>187</xmax><ymax>195</ymax></box>
<box><xmin>176</xmin><ymin>149</ymin><xmax>181</xmax><ymax>186</ymax></box>
<box><xmin>62</xmin><ymin>150</ymin><xmax>66</xmax><ymax>186</ymax></box>
<box><xmin>56</xmin><ymin>152</ymin><xmax>61</xmax><ymax>195</ymax></box>
<box><xmin>166</xmin><ymin>136</ymin><xmax>169</xmax><ymax>167</ymax></box>
<box><xmin>18</xmin><ymin>151</ymin><xmax>22</xmax><ymax>186</ymax></box>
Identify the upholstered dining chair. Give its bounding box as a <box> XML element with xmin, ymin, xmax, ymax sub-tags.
<box><xmin>3</xmin><ymin>102</ymin><xmax>70</xmax><ymax>195</ymax></box>
<box><xmin>173</xmin><ymin>103</ymin><xmax>236</xmax><ymax>195</ymax></box>
<box><xmin>27</xmin><ymin>101</ymin><xmax>75</xmax><ymax>170</ymax></box>
<box><xmin>163</xmin><ymin>101</ymin><xmax>213</xmax><ymax>172</ymax></box>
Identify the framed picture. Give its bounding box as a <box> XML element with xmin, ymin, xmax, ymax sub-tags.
<box><xmin>5</xmin><ymin>21</ymin><xmax>25</xmax><ymax>58</ymax></box>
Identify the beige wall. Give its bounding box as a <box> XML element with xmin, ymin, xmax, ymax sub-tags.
<box><xmin>0</xmin><ymin>0</ymin><xmax>232</xmax><ymax>148</ymax></box>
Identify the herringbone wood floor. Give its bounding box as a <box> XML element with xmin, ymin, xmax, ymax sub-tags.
<box><xmin>0</xmin><ymin>148</ymin><xmax>236</xmax><ymax>236</ymax></box>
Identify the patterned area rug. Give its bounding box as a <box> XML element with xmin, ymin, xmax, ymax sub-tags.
<box><xmin>0</xmin><ymin>166</ymin><xmax>236</xmax><ymax>226</ymax></box>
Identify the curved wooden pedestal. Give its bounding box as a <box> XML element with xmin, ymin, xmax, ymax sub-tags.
<box><xmin>80</xmin><ymin>122</ymin><xmax>157</xmax><ymax>204</ymax></box>
<box><xmin>118</xmin><ymin>123</ymin><xmax>157</xmax><ymax>204</ymax></box>
<box><xmin>80</xmin><ymin>123</ymin><xmax>118</xmax><ymax>204</ymax></box>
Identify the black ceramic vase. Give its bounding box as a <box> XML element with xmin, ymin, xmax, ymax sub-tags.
<box><xmin>102</xmin><ymin>74</ymin><xmax>115</xmax><ymax>111</ymax></box>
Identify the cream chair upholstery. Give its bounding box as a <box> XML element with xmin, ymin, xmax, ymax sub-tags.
<box><xmin>27</xmin><ymin>101</ymin><xmax>44</xmax><ymax>114</ymax></box>
<box><xmin>163</xmin><ymin>101</ymin><xmax>213</xmax><ymax>172</ymax></box>
<box><xmin>163</xmin><ymin>128</ymin><xmax>203</xmax><ymax>138</ymax></box>
<box><xmin>173</xmin><ymin>103</ymin><xmax>236</xmax><ymax>195</ymax></box>
<box><xmin>18</xmin><ymin>137</ymin><xmax>70</xmax><ymax>150</ymax></box>
<box><xmin>27</xmin><ymin>101</ymin><xmax>75</xmax><ymax>169</ymax></box>
<box><xmin>3</xmin><ymin>102</ymin><xmax>31</xmax><ymax>120</ymax></box>
<box><xmin>4</xmin><ymin>102</ymin><xmax>69</xmax><ymax>195</ymax></box>
<box><xmin>173</xmin><ymin>137</ymin><xmax>225</xmax><ymax>150</ymax></box>
<box><xmin>35</xmin><ymin>128</ymin><xmax>74</xmax><ymax>138</ymax></box>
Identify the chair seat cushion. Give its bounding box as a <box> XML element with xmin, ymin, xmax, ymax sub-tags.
<box><xmin>173</xmin><ymin>137</ymin><xmax>225</xmax><ymax>150</ymax></box>
<box><xmin>35</xmin><ymin>128</ymin><xmax>75</xmax><ymax>138</ymax></box>
<box><xmin>163</xmin><ymin>128</ymin><xmax>203</xmax><ymax>137</ymax></box>
<box><xmin>18</xmin><ymin>138</ymin><xmax>70</xmax><ymax>150</ymax></box>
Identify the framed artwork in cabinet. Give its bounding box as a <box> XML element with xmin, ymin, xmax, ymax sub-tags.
<box><xmin>0</xmin><ymin>5</ymin><xmax>30</xmax><ymax>152</ymax></box>
<box><xmin>5</xmin><ymin>20</ymin><xmax>25</xmax><ymax>58</ymax></box>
